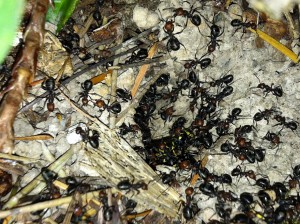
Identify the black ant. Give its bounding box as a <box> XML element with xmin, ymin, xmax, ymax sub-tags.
<box><xmin>76</xmin><ymin>126</ymin><xmax>99</xmax><ymax>148</ymax></box>
<box><xmin>172</xmin><ymin>2</ymin><xmax>204</xmax><ymax>31</ymax></box>
<box><xmin>226</xmin><ymin>108</ymin><xmax>242</xmax><ymax>124</ymax></box>
<box><xmin>208</xmin><ymin>74</ymin><xmax>234</xmax><ymax>87</ymax></box>
<box><xmin>116</xmin><ymin>88</ymin><xmax>132</xmax><ymax>102</ymax></box>
<box><xmin>231</xmin><ymin>16</ymin><xmax>257</xmax><ymax>37</ymax></box>
<box><xmin>94</xmin><ymin>99</ymin><xmax>121</xmax><ymax>114</ymax></box>
<box><xmin>183</xmin><ymin>53</ymin><xmax>211</xmax><ymax>70</ymax></box>
<box><xmin>156</xmin><ymin>73</ymin><xmax>170</xmax><ymax>87</ymax></box>
<box><xmin>263</xmin><ymin>131</ymin><xmax>281</xmax><ymax>146</ymax></box>
<box><xmin>215</xmin><ymin>85</ymin><xmax>234</xmax><ymax>101</ymax></box>
<box><xmin>231</xmin><ymin>165</ymin><xmax>256</xmax><ymax>183</ymax></box>
<box><xmin>41</xmin><ymin>77</ymin><xmax>62</xmax><ymax>112</ymax></box>
<box><xmin>41</xmin><ymin>168</ymin><xmax>61</xmax><ymax>199</ymax></box>
<box><xmin>165</xmin><ymin>32</ymin><xmax>187</xmax><ymax>52</ymax></box>
<box><xmin>253</xmin><ymin>108</ymin><xmax>279</xmax><ymax>125</ymax></box>
<box><xmin>205</xmin><ymin>14</ymin><xmax>224</xmax><ymax>53</ymax></box>
<box><xmin>125</xmin><ymin>48</ymin><xmax>148</xmax><ymax>64</ymax></box>
<box><xmin>273</xmin><ymin>115</ymin><xmax>298</xmax><ymax>133</ymax></box>
<box><xmin>78</xmin><ymin>79</ymin><xmax>93</xmax><ymax>106</ymax></box>
<box><xmin>286</xmin><ymin>164</ymin><xmax>300</xmax><ymax>189</ymax></box>
<box><xmin>118</xmin><ymin>122</ymin><xmax>140</xmax><ymax>136</ymax></box>
<box><xmin>257</xmin><ymin>83</ymin><xmax>283</xmax><ymax>97</ymax></box>
<box><xmin>158</xmin><ymin>9</ymin><xmax>186</xmax><ymax>52</ymax></box>
<box><xmin>117</xmin><ymin>179</ymin><xmax>148</xmax><ymax>194</ymax></box>
<box><xmin>99</xmin><ymin>191</ymin><xmax>114</xmax><ymax>221</ymax></box>
<box><xmin>181</xmin><ymin>187</ymin><xmax>199</xmax><ymax>220</ymax></box>
<box><xmin>65</xmin><ymin>176</ymin><xmax>91</xmax><ymax>195</ymax></box>
<box><xmin>160</xmin><ymin>106</ymin><xmax>176</xmax><ymax>122</ymax></box>
<box><xmin>252</xmin><ymin>73</ymin><xmax>283</xmax><ymax>97</ymax></box>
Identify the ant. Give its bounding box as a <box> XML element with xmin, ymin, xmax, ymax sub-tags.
<box><xmin>161</xmin><ymin>171</ymin><xmax>178</xmax><ymax>186</ymax></box>
<box><xmin>207</xmin><ymin>173</ymin><xmax>233</xmax><ymax>185</ymax></box>
<box><xmin>118</xmin><ymin>122</ymin><xmax>140</xmax><ymax>136</ymax></box>
<box><xmin>208</xmin><ymin>74</ymin><xmax>234</xmax><ymax>88</ymax></box>
<box><xmin>65</xmin><ymin>176</ymin><xmax>91</xmax><ymax>195</ymax></box>
<box><xmin>226</xmin><ymin>108</ymin><xmax>242</xmax><ymax>124</ymax></box>
<box><xmin>76</xmin><ymin>126</ymin><xmax>99</xmax><ymax>148</ymax></box>
<box><xmin>171</xmin><ymin>2</ymin><xmax>204</xmax><ymax>31</ymax></box>
<box><xmin>116</xmin><ymin>88</ymin><xmax>132</xmax><ymax>102</ymax></box>
<box><xmin>178</xmin><ymin>187</ymin><xmax>199</xmax><ymax>221</ymax></box>
<box><xmin>215</xmin><ymin>85</ymin><xmax>234</xmax><ymax>101</ymax></box>
<box><xmin>273</xmin><ymin>115</ymin><xmax>298</xmax><ymax>133</ymax></box>
<box><xmin>158</xmin><ymin>9</ymin><xmax>186</xmax><ymax>52</ymax></box>
<box><xmin>125</xmin><ymin>48</ymin><xmax>148</xmax><ymax>64</ymax></box>
<box><xmin>205</xmin><ymin>14</ymin><xmax>224</xmax><ymax>53</ymax></box>
<box><xmin>41</xmin><ymin>77</ymin><xmax>62</xmax><ymax>112</ymax></box>
<box><xmin>117</xmin><ymin>179</ymin><xmax>148</xmax><ymax>194</ymax></box>
<box><xmin>253</xmin><ymin>73</ymin><xmax>283</xmax><ymax>97</ymax></box>
<box><xmin>183</xmin><ymin>53</ymin><xmax>211</xmax><ymax>70</ymax></box>
<box><xmin>41</xmin><ymin>167</ymin><xmax>61</xmax><ymax>199</ymax></box>
<box><xmin>286</xmin><ymin>164</ymin><xmax>300</xmax><ymax>189</ymax></box>
<box><xmin>253</xmin><ymin>108</ymin><xmax>279</xmax><ymax>125</ymax></box>
<box><xmin>99</xmin><ymin>191</ymin><xmax>114</xmax><ymax>221</ymax></box>
<box><xmin>156</xmin><ymin>73</ymin><xmax>170</xmax><ymax>87</ymax></box>
<box><xmin>231</xmin><ymin>165</ymin><xmax>256</xmax><ymax>183</ymax></box>
<box><xmin>263</xmin><ymin>131</ymin><xmax>281</xmax><ymax>151</ymax></box>
<box><xmin>160</xmin><ymin>106</ymin><xmax>176</xmax><ymax>122</ymax></box>
<box><xmin>78</xmin><ymin>79</ymin><xmax>93</xmax><ymax>106</ymax></box>
<box><xmin>94</xmin><ymin>99</ymin><xmax>121</xmax><ymax>114</ymax></box>
<box><xmin>231</xmin><ymin>16</ymin><xmax>257</xmax><ymax>37</ymax></box>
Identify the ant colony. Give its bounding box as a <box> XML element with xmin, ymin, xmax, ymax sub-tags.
<box><xmin>7</xmin><ymin>0</ymin><xmax>300</xmax><ymax>223</ymax></box>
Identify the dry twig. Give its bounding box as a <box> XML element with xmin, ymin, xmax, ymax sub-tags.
<box><xmin>0</xmin><ymin>0</ymin><xmax>51</xmax><ymax>153</ymax></box>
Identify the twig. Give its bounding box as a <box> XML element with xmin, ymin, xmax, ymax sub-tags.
<box><xmin>3</xmin><ymin>146</ymin><xmax>74</xmax><ymax>209</ymax></box>
<box><xmin>126</xmin><ymin>29</ymin><xmax>153</xmax><ymax>46</ymax></box>
<box><xmin>0</xmin><ymin>0</ymin><xmax>50</xmax><ymax>153</ymax></box>
<box><xmin>0</xmin><ymin>190</ymin><xmax>105</xmax><ymax>219</ymax></box>
<box><xmin>107</xmin><ymin>55</ymin><xmax>170</xmax><ymax>70</ymax></box>
<box><xmin>109</xmin><ymin>32</ymin><xmax>124</xmax><ymax>129</ymax></box>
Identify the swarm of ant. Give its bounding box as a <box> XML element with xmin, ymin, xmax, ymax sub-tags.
<box><xmin>1</xmin><ymin>0</ymin><xmax>300</xmax><ymax>223</ymax></box>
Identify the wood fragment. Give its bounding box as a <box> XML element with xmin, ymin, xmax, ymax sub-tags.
<box><xmin>91</xmin><ymin>70</ymin><xmax>112</xmax><ymax>85</ymax></box>
<box><xmin>123</xmin><ymin>209</ymin><xmax>152</xmax><ymax>220</ymax></box>
<box><xmin>131</xmin><ymin>43</ymin><xmax>158</xmax><ymax>97</ymax></box>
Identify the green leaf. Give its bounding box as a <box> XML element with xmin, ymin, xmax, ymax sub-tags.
<box><xmin>0</xmin><ymin>0</ymin><xmax>24</xmax><ymax>64</ymax></box>
<box><xmin>46</xmin><ymin>0</ymin><xmax>79</xmax><ymax>33</ymax></box>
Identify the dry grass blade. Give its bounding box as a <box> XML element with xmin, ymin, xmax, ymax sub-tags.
<box><xmin>248</xmin><ymin>28</ymin><xmax>299</xmax><ymax>63</ymax></box>
<box><xmin>3</xmin><ymin>146</ymin><xmax>74</xmax><ymax>209</ymax></box>
<box><xmin>0</xmin><ymin>153</ymin><xmax>40</xmax><ymax>163</ymax></box>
